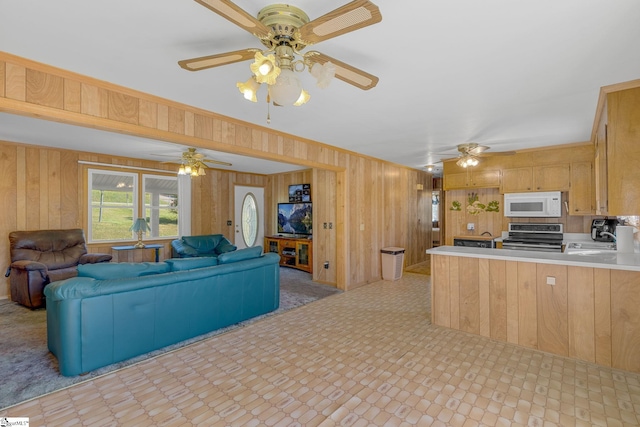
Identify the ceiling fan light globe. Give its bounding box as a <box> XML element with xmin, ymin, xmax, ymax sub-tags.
<box><xmin>251</xmin><ymin>52</ymin><xmax>280</xmax><ymax>85</ymax></box>
<box><xmin>184</xmin><ymin>165</ymin><xmax>192</xmax><ymax>175</ymax></box>
<box><xmin>237</xmin><ymin>77</ymin><xmax>259</xmax><ymax>102</ymax></box>
<box><xmin>294</xmin><ymin>89</ymin><xmax>310</xmax><ymax>106</ymax></box>
<box><xmin>269</xmin><ymin>69</ymin><xmax>303</xmax><ymax>106</ymax></box>
<box><xmin>178</xmin><ymin>164</ymin><xmax>187</xmax><ymax>175</ymax></box>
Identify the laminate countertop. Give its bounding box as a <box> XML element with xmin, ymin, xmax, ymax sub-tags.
<box><xmin>426</xmin><ymin>245</ymin><xmax>640</xmax><ymax>272</ymax></box>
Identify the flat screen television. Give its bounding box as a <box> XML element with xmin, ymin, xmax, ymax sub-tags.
<box><xmin>277</xmin><ymin>202</ymin><xmax>312</xmax><ymax>235</ymax></box>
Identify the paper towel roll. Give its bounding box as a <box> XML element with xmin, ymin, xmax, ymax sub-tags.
<box><xmin>616</xmin><ymin>226</ymin><xmax>635</xmax><ymax>253</ymax></box>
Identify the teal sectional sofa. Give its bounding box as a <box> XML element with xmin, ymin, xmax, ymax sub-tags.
<box><xmin>44</xmin><ymin>246</ymin><xmax>279</xmax><ymax>376</ymax></box>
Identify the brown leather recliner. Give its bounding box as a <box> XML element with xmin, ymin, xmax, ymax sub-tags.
<box><xmin>7</xmin><ymin>229</ymin><xmax>112</xmax><ymax>308</ymax></box>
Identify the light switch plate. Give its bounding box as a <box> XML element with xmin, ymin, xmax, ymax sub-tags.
<box><xmin>546</xmin><ymin>276</ymin><xmax>556</xmax><ymax>285</ymax></box>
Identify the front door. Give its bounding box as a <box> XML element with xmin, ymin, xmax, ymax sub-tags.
<box><xmin>234</xmin><ymin>185</ymin><xmax>264</xmax><ymax>249</ymax></box>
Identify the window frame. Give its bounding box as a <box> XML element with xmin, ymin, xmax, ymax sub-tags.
<box><xmin>142</xmin><ymin>173</ymin><xmax>180</xmax><ymax>240</ymax></box>
<box><xmin>86</xmin><ymin>167</ymin><xmax>181</xmax><ymax>244</ymax></box>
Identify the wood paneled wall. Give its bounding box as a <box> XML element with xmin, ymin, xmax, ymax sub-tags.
<box><xmin>0</xmin><ymin>51</ymin><xmax>433</xmax><ymax>293</ymax></box>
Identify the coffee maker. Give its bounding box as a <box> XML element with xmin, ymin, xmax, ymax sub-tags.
<box><xmin>591</xmin><ymin>218</ymin><xmax>618</xmax><ymax>242</ymax></box>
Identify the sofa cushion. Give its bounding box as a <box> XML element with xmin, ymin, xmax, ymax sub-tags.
<box><xmin>214</xmin><ymin>237</ymin><xmax>237</xmax><ymax>255</ymax></box>
<box><xmin>165</xmin><ymin>257</ymin><xmax>218</xmax><ymax>271</ymax></box>
<box><xmin>182</xmin><ymin>235</ymin><xmax>222</xmax><ymax>254</ymax></box>
<box><xmin>77</xmin><ymin>262</ymin><xmax>169</xmax><ymax>280</ymax></box>
<box><xmin>218</xmin><ymin>246</ymin><xmax>263</xmax><ymax>264</ymax></box>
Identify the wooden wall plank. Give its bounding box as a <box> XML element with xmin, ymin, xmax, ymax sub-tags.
<box><xmin>505</xmin><ymin>261</ymin><xmax>519</xmax><ymax>344</ymax></box>
<box><xmin>567</xmin><ymin>266</ymin><xmax>595</xmax><ymax>363</ymax></box>
<box><xmin>610</xmin><ymin>270</ymin><xmax>640</xmax><ymax>372</ymax></box>
<box><xmin>25</xmin><ymin>147</ymin><xmax>40</xmax><ymax>229</ymax></box>
<box><xmin>593</xmin><ymin>268</ymin><xmax>612</xmax><ymax>367</ymax></box>
<box><xmin>517</xmin><ymin>262</ymin><xmax>537</xmax><ymax>349</ymax></box>
<box><xmin>64</xmin><ymin>79</ymin><xmax>81</xmax><ymax>112</ymax></box>
<box><xmin>60</xmin><ymin>150</ymin><xmax>80</xmax><ymax>228</ymax></box>
<box><xmin>15</xmin><ymin>146</ymin><xmax>26</xmax><ymax>230</ymax></box>
<box><xmin>194</xmin><ymin>114</ymin><xmax>213</xmax><ymax>140</ymax></box>
<box><xmin>432</xmin><ymin>254</ymin><xmax>450</xmax><ymax>327</ymax></box>
<box><xmin>168</xmin><ymin>107</ymin><xmax>185</xmax><ymax>134</ymax></box>
<box><xmin>108</xmin><ymin>91</ymin><xmax>139</xmax><ymax>125</ymax></box>
<box><xmin>536</xmin><ymin>264</ymin><xmax>568</xmax><ymax>356</ymax></box>
<box><xmin>0</xmin><ymin>60</ymin><xmax>5</xmax><ymax>97</ymax></box>
<box><xmin>39</xmin><ymin>150</ymin><xmax>50</xmax><ymax>228</ymax></box>
<box><xmin>478</xmin><ymin>258</ymin><xmax>490</xmax><ymax>338</ymax></box>
<box><xmin>184</xmin><ymin>111</ymin><xmax>194</xmax><ymax>137</ymax></box>
<box><xmin>489</xmin><ymin>259</ymin><xmax>507</xmax><ymax>341</ymax></box>
<box><xmin>5</xmin><ymin>62</ymin><xmax>26</xmax><ymax>101</ymax></box>
<box><xmin>81</xmin><ymin>83</ymin><xmax>108</xmax><ymax>118</ymax></box>
<box><xmin>139</xmin><ymin>99</ymin><xmax>158</xmax><ymax>128</ymax></box>
<box><xmin>26</xmin><ymin>69</ymin><xmax>64</xmax><ymax>109</ymax></box>
<box><xmin>458</xmin><ymin>257</ymin><xmax>480</xmax><ymax>334</ymax></box>
<box><xmin>449</xmin><ymin>256</ymin><xmax>460</xmax><ymax>330</ymax></box>
<box><xmin>47</xmin><ymin>150</ymin><xmax>62</xmax><ymax>229</ymax></box>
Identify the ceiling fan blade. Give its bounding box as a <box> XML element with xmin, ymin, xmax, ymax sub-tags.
<box><xmin>305</xmin><ymin>51</ymin><xmax>378</xmax><ymax>90</ymax></box>
<box><xmin>178</xmin><ymin>48</ymin><xmax>260</xmax><ymax>71</ymax></box>
<box><xmin>202</xmin><ymin>158</ymin><xmax>232</xmax><ymax>166</ymax></box>
<box><xmin>478</xmin><ymin>151</ymin><xmax>517</xmax><ymax>157</ymax></box>
<box><xmin>297</xmin><ymin>0</ymin><xmax>382</xmax><ymax>45</ymax></box>
<box><xmin>193</xmin><ymin>0</ymin><xmax>271</xmax><ymax>39</ymax></box>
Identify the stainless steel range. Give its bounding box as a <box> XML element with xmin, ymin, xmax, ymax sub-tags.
<box><xmin>502</xmin><ymin>223</ymin><xmax>564</xmax><ymax>252</ymax></box>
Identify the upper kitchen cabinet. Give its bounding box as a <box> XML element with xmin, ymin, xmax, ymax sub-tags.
<box><xmin>443</xmin><ymin>169</ymin><xmax>500</xmax><ymax>190</ymax></box>
<box><xmin>594</xmin><ymin>106</ymin><xmax>608</xmax><ymax>215</ymax></box>
<box><xmin>500</xmin><ymin>164</ymin><xmax>570</xmax><ymax>193</ymax></box>
<box><xmin>569</xmin><ymin>161</ymin><xmax>594</xmax><ymax>215</ymax></box>
<box><xmin>598</xmin><ymin>84</ymin><xmax>640</xmax><ymax>215</ymax></box>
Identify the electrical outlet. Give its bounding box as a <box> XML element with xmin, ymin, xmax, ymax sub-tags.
<box><xmin>226</xmin><ymin>220</ymin><xmax>232</xmax><ymax>226</ymax></box>
<box><xmin>546</xmin><ymin>276</ymin><xmax>556</xmax><ymax>286</ymax></box>
<box><xmin>324</xmin><ymin>261</ymin><xmax>329</xmax><ymax>269</ymax></box>
<box><xmin>467</xmin><ymin>223</ymin><xmax>475</xmax><ymax>231</ymax></box>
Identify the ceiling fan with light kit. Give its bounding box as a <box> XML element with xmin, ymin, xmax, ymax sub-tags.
<box><xmin>178</xmin><ymin>0</ymin><xmax>382</xmax><ymax>107</ymax></box>
<box><xmin>155</xmin><ymin>147</ymin><xmax>232</xmax><ymax>177</ymax></box>
<box><xmin>431</xmin><ymin>143</ymin><xmax>516</xmax><ymax>169</ymax></box>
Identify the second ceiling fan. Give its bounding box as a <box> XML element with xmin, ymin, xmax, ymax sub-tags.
<box><xmin>178</xmin><ymin>0</ymin><xmax>382</xmax><ymax>106</ymax></box>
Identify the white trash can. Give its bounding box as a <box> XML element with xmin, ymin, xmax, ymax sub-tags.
<box><xmin>381</xmin><ymin>247</ymin><xmax>405</xmax><ymax>280</ymax></box>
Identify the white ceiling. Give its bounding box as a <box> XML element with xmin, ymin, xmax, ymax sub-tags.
<box><xmin>1</xmin><ymin>0</ymin><xmax>640</xmax><ymax>176</ymax></box>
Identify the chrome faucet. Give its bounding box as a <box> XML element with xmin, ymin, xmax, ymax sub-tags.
<box><xmin>600</xmin><ymin>231</ymin><xmax>616</xmax><ymax>241</ymax></box>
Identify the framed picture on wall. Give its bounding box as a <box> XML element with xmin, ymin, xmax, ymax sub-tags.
<box><xmin>302</xmin><ymin>183</ymin><xmax>311</xmax><ymax>202</ymax></box>
<box><xmin>289</xmin><ymin>184</ymin><xmax>303</xmax><ymax>202</ymax></box>
<box><xmin>289</xmin><ymin>184</ymin><xmax>311</xmax><ymax>202</ymax></box>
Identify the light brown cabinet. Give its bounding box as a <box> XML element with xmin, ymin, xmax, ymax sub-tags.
<box><xmin>600</xmin><ymin>86</ymin><xmax>640</xmax><ymax>215</ymax></box>
<box><xmin>500</xmin><ymin>164</ymin><xmax>570</xmax><ymax>193</ymax></box>
<box><xmin>569</xmin><ymin>161</ymin><xmax>594</xmax><ymax>214</ymax></box>
<box><xmin>431</xmin><ymin>253</ymin><xmax>640</xmax><ymax>373</ymax></box>
<box><xmin>264</xmin><ymin>235</ymin><xmax>313</xmax><ymax>273</ymax></box>
<box><xmin>443</xmin><ymin>170</ymin><xmax>500</xmax><ymax>190</ymax></box>
<box><xmin>594</xmin><ymin>123</ymin><xmax>608</xmax><ymax>215</ymax></box>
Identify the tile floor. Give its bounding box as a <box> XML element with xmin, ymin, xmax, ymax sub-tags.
<box><xmin>2</xmin><ymin>273</ymin><xmax>640</xmax><ymax>426</ymax></box>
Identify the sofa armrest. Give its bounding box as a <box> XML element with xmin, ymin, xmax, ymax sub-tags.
<box><xmin>79</xmin><ymin>253</ymin><xmax>113</xmax><ymax>264</ymax></box>
<box><xmin>171</xmin><ymin>239</ymin><xmax>199</xmax><ymax>257</ymax></box>
<box><xmin>10</xmin><ymin>259</ymin><xmax>48</xmax><ymax>272</ymax></box>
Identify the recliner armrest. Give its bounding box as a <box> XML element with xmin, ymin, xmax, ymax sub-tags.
<box><xmin>79</xmin><ymin>253</ymin><xmax>113</xmax><ymax>264</ymax></box>
<box><xmin>10</xmin><ymin>260</ymin><xmax>48</xmax><ymax>272</ymax></box>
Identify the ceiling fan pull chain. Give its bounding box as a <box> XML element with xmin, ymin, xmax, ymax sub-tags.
<box><xmin>266</xmin><ymin>94</ymin><xmax>271</xmax><ymax>124</ymax></box>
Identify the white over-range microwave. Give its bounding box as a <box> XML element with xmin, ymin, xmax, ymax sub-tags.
<box><xmin>504</xmin><ymin>191</ymin><xmax>562</xmax><ymax>218</ymax></box>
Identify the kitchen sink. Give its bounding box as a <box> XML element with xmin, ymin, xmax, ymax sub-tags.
<box><xmin>564</xmin><ymin>241</ymin><xmax>616</xmax><ymax>255</ymax></box>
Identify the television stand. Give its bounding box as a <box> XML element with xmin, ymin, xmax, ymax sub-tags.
<box><xmin>264</xmin><ymin>235</ymin><xmax>313</xmax><ymax>273</ymax></box>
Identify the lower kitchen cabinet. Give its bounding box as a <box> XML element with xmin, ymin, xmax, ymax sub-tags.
<box><xmin>431</xmin><ymin>254</ymin><xmax>640</xmax><ymax>373</ymax></box>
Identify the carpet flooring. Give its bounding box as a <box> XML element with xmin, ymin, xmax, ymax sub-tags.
<box><xmin>0</xmin><ymin>267</ymin><xmax>341</xmax><ymax>410</ymax></box>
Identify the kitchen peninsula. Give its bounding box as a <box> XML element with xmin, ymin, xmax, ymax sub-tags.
<box><xmin>426</xmin><ymin>246</ymin><xmax>640</xmax><ymax>374</ymax></box>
